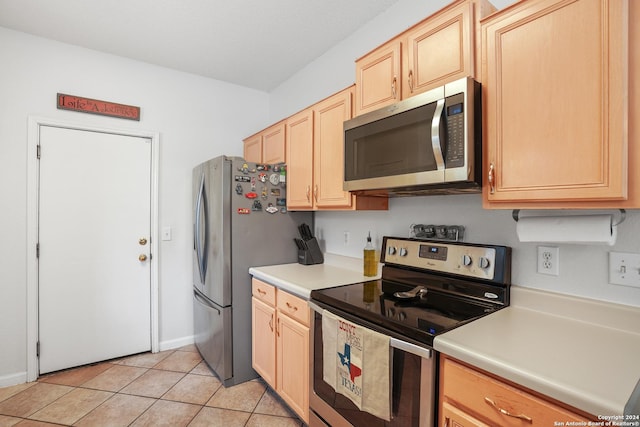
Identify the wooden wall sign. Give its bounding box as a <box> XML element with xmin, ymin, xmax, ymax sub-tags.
<box><xmin>57</xmin><ymin>93</ymin><xmax>141</xmax><ymax>121</ymax></box>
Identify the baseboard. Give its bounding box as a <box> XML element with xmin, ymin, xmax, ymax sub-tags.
<box><xmin>0</xmin><ymin>371</ymin><xmax>28</xmax><ymax>388</ymax></box>
<box><xmin>159</xmin><ymin>335</ymin><xmax>194</xmax><ymax>352</ymax></box>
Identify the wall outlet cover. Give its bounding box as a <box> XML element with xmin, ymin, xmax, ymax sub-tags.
<box><xmin>537</xmin><ymin>246</ymin><xmax>559</xmax><ymax>276</ymax></box>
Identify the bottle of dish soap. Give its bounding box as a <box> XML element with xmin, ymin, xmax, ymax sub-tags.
<box><xmin>363</xmin><ymin>232</ymin><xmax>377</xmax><ymax>277</ymax></box>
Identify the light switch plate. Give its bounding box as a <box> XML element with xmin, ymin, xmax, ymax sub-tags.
<box><xmin>609</xmin><ymin>252</ymin><xmax>640</xmax><ymax>288</ymax></box>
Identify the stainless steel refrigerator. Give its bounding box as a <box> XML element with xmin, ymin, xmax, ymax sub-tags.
<box><xmin>192</xmin><ymin>155</ymin><xmax>313</xmax><ymax>387</ymax></box>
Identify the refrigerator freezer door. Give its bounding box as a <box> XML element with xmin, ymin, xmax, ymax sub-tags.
<box><xmin>193</xmin><ymin>288</ymin><xmax>232</xmax><ymax>382</ymax></box>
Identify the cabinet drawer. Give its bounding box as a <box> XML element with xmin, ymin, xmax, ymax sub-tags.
<box><xmin>441</xmin><ymin>358</ymin><xmax>592</xmax><ymax>426</ymax></box>
<box><xmin>277</xmin><ymin>291</ymin><xmax>309</xmax><ymax>326</ymax></box>
<box><xmin>252</xmin><ymin>279</ymin><xmax>276</xmax><ymax>306</ymax></box>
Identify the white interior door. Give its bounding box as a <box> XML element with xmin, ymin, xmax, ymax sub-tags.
<box><xmin>38</xmin><ymin>125</ymin><xmax>152</xmax><ymax>374</ymax></box>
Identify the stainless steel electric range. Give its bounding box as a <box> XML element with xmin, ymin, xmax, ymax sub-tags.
<box><xmin>309</xmin><ymin>236</ymin><xmax>511</xmax><ymax>427</ymax></box>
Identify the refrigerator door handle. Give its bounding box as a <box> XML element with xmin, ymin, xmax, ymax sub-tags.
<box><xmin>195</xmin><ymin>173</ymin><xmax>208</xmax><ymax>284</ymax></box>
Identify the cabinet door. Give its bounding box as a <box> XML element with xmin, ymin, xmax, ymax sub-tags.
<box><xmin>286</xmin><ymin>109</ymin><xmax>314</xmax><ymax>209</ymax></box>
<box><xmin>262</xmin><ymin>122</ymin><xmax>286</xmax><ymax>164</ymax></box>
<box><xmin>313</xmin><ymin>87</ymin><xmax>354</xmax><ymax>208</ymax></box>
<box><xmin>483</xmin><ymin>0</ymin><xmax>628</xmax><ymax>204</ymax></box>
<box><xmin>277</xmin><ymin>313</ymin><xmax>309</xmax><ymax>424</ymax></box>
<box><xmin>404</xmin><ymin>1</ymin><xmax>473</xmax><ymax>98</ymax></box>
<box><xmin>442</xmin><ymin>401</ymin><xmax>490</xmax><ymax>427</ymax></box>
<box><xmin>355</xmin><ymin>41</ymin><xmax>401</xmax><ymax>116</ymax></box>
<box><xmin>243</xmin><ymin>134</ymin><xmax>262</xmax><ymax>163</ymax></box>
<box><xmin>251</xmin><ymin>297</ymin><xmax>276</xmax><ymax>388</ymax></box>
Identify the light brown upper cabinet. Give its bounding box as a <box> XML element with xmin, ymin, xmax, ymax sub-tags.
<box><xmin>243</xmin><ymin>121</ymin><xmax>286</xmax><ymax>164</ymax></box>
<box><xmin>483</xmin><ymin>0</ymin><xmax>639</xmax><ymax>208</ymax></box>
<box><xmin>355</xmin><ymin>0</ymin><xmax>495</xmax><ymax>116</ymax></box>
<box><xmin>286</xmin><ymin>87</ymin><xmax>388</xmax><ymax>211</ymax></box>
<box><xmin>285</xmin><ymin>108</ymin><xmax>314</xmax><ymax>209</ymax></box>
<box><xmin>355</xmin><ymin>41</ymin><xmax>402</xmax><ymax>116</ymax></box>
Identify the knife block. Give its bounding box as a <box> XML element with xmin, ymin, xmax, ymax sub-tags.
<box><xmin>298</xmin><ymin>237</ymin><xmax>324</xmax><ymax>265</ymax></box>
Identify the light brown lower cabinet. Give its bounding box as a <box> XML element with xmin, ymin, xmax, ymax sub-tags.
<box><xmin>439</xmin><ymin>355</ymin><xmax>595</xmax><ymax>426</ymax></box>
<box><xmin>251</xmin><ymin>278</ymin><xmax>309</xmax><ymax>424</ymax></box>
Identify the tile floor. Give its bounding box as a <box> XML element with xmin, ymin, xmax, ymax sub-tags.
<box><xmin>0</xmin><ymin>345</ymin><xmax>303</xmax><ymax>427</ymax></box>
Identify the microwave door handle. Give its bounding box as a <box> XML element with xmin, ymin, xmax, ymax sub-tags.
<box><xmin>430</xmin><ymin>98</ymin><xmax>446</xmax><ymax>171</ymax></box>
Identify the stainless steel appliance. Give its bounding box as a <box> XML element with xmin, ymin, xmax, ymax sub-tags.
<box><xmin>309</xmin><ymin>236</ymin><xmax>511</xmax><ymax>426</ymax></box>
<box><xmin>343</xmin><ymin>77</ymin><xmax>481</xmax><ymax>196</ymax></box>
<box><xmin>192</xmin><ymin>155</ymin><xmax>312</xmax><ymax>387</ymax></box>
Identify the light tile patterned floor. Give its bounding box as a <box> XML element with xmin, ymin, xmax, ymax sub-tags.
<box><xmin>0</xmin><ymin>345</ymin><xmax>303</xmax><ymax>426</ymax></box>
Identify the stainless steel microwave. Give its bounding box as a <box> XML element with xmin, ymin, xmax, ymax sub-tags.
<box><xmin>344</xmin><ymin>77</ymin><xmax>481</xmax><ymax>196</ymax></box>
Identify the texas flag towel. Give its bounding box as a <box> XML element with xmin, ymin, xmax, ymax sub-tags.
<box><xmin>322</xmin><ymin>310</ymin><xmax>391</xmax><ymax>421</ymax></box>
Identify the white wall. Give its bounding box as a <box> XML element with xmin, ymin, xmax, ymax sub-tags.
<box><xmin>269</xmin><ymin>0</ymin><xmax>640</xmax><ymax>308</ymax></box>
<box><xmin>0</xmin><ymin>27</ymin><xmax>269</xmax><ymax>384</ymax></box>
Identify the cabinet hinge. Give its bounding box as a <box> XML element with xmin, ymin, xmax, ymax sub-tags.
<box><xmin>36</xmin><ymin>243</ymin><xmax>40</xmax><ymax>258</ymax></box>
<box><xmin>36</xmin><ymin>341</ymin><xmax>40</xmax><ymax>358</ymax></box>
<box><xmin>37</xmin><ymin>144</ymin><xmax>41</xmax><ymax>159</ymax></box>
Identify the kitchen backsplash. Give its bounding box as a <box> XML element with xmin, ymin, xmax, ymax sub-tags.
<box><xmin>315</xmin><ymin>194</ymin><xmax>640</xmax><ymax>308</ymax></box>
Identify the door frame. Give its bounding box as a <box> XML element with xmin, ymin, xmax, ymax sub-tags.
<box><xmin>26</xmin><ymin>116</ymin><xmax>160</xmax><ymax>382</ymax></box>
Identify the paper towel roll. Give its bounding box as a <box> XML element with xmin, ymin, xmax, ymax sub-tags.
<box><xmin>516</xmin><ymin>215</ymin><xmax>617</xmax><ymax>245</ymax></box>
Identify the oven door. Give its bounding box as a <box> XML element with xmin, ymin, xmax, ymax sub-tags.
<box><xmin>309</xmin><ymin>302</ymin><xmax>436</xmax><ymax>427</ymax></box>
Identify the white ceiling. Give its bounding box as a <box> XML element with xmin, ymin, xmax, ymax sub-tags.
<box><xmin>0</xmin><ymin>0</ymin><xmax>401</xmax><ymax>92</ymax></box>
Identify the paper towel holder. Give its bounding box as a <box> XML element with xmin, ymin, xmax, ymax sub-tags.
<box><xmin>511</xmin><ymin>209</ymin><xmax>626</xmax><ymax>226</ymax></box>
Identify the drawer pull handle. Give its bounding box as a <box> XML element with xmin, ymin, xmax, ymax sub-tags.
<box><xmin>484</xmin><ymin>397</ymin><xmax>533</xmax><ymax>423</ymax></box>
<box><xmin>257</xmin><ymin>288</ymin><xmax>266</xmax><ymax>295</ymax></box>
<box><xmin>286</xmin><ymin>302</ymin><xmax>298</xmax><ymax>311</ymax></box>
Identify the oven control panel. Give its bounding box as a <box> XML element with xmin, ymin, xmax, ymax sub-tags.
<box><xmin>382</xmin><ymin>237</ymin><xmax>503</xmax><ymax>281</ymax></box>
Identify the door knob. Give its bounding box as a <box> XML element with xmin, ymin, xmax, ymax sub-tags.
<box><xmin>139</xmin><ymin>238</ymin><xmax>148</xmax><ymax>245</ymax></box>
<box><xmin>139</xmin><ymin>254</ymin><xmax>148</xmax><ymax>261</ymax></box>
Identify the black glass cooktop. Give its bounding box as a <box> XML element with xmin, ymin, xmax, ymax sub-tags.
<box><xmin>310</xmin><ymin>279</ymin><xmax>500</xmax><ymax>346</ymax></box>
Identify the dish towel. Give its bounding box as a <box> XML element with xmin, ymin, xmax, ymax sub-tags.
<box><xmin>322</xmin><ymin>309</ymin><xmax>391</xmax><ymax>421</ymax></box>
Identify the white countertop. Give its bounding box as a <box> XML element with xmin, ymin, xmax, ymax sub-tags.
<box><xmin>434</xmin><ymin>285</ymin><xmax>640</xmax><ymax>417</ymax></box>
<box><xmin>248</xmin><ymin>253</ymin><xmax>381</xmax><ymax>299</ymax></box>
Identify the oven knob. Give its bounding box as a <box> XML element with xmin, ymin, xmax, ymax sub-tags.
<box><xmin>398</xmin><ymin>311</ymin><xmax>406</xmax><ymax>321</ymax></box>
<box><xmin>461</xmin><ymin>254</ymin><xmax>472</xmax><ymax>266</ymax></box>
<box><xmin>479</xmin><ymin>257</ymin><xmax>491</xmax><ymax>269</ymax></box>
<box><xmin>387</xmin><ymin>307</ymin><xmax>395</xmax><ymax>317</ymax></box>
<box><xmin>399</xmin><ymin>247</ymin><xmax>408</xmax><ymax>257</ymax></box>
<box><xmin>388</xmin><ymin>246</ymin><xmax>397</xmax><ymax>255</ymax></box>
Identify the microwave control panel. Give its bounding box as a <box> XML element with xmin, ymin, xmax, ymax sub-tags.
<box><xmin>444</xmin><ymin>92</ymin><xmax>465</xmax><ymax>168</ymax></box>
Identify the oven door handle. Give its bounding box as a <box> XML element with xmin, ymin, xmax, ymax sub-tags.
<box><xmin>309</xmin><ymin>301</ymin><xmax>432</xmax><ymax>359</ymax></box>
<box><xmin>390</xmin><ymin>337</ymin><xmax>431</xmax><ymax>359</ymax></box>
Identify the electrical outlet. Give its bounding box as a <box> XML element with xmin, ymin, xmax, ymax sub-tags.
<box><xmin>537</xmin><ymin>246</ymin><xmax>559</xmax><ymax>276</ymax></box>
<box><xmin>343</xmin><ymin>231</ymin><xmax>350</xmax><ymax>246</ymax></box>
<box><xmin>609</xmin><ymin>252</ymin><xmax>640</xmax><ymax>288</ymax></box>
